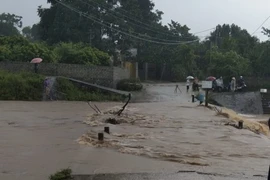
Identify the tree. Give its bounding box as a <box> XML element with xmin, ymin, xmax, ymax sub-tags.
<box><xmin>206</xmin><ymin>49</ymin><xmax>250</xmax><ymax>79</ymax></box>
<box><xmin>207</xmin><ymin>24</ymin><xmax>258</xmax><ymax>57</ymax></box>
<box><xmin>262</xmin><ymin>27</ymin><xmax>270</xmax><ymax>37</ymax></box>
<box><xmin>22</xmin><ymin>26</ymin><xmax>32</xmax><ymax>40</ymax></box>
<box><xmin>0</xmin><ymin>13</ymin><xmax>22</xmax><ymax>36</ymax></box>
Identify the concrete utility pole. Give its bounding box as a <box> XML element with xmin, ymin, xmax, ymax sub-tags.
<box><xmin>89</xmin><ymin>29</ymin><xmax>95</xmax><ymax>46</ymax></box>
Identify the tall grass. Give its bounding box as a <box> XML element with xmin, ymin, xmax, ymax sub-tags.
<box><xmin>0</xmin><ymin>71</ymin><xmax>44</xmax><ymax>100</ymax></box>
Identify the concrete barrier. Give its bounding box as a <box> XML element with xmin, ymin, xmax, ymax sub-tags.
<box><xmin>210</xmin><ymin>91</ymin><xmax>263</xmax><ymax>115</ymax></box>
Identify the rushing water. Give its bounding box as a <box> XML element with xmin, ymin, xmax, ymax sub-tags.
<box><xmin>79</xmin><ymin>83</ymin><xmax>270</xmax><ymax>176</ymax></box>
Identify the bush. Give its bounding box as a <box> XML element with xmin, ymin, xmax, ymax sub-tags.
<box><xmin>49</xmin><ymin>168</ymin><xmax>72</xmax><ymax>180</ymax></box>
<box><xmin>0</xmin><ymin>71</ymin><xmax>44</xmax><ymax>100</ymax></box>
<box><xmin>56</xmin><ymin>78</ymin><xmax>124</xmax><ymax>101</ymax></box>
<box><xmin>116</xmin><ymin>79</ymin><xmax>143</xmax><ymax>91</ymax></box>
<box><xmin>54</xmin><ymin>43</ymin><xmax>110</xmax><ymax>65</ymax></box>
<box><xmin>0</xmin><ymin>36</ymin><xmax>56</xmax><ymax>63</ymax></box>
<box><xmin>0</xmin><ymin>36</ymin><xmax>110</xmax><ymax>65</ymax></box>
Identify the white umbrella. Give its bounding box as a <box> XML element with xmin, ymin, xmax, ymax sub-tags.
<box><xmin>186</xmin><ymin>76</ymin><xmax>194</xmax><ymax>80</ymax></box>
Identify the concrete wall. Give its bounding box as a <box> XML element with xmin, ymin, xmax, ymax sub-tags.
<box><xmin>113</xmin><ymin>66</ymin><xmax>130</xmax><ymax>88</ymax></box>
<box><xmin>211</xmin><ymin>91</ymin><xmax>263</xmax><ymax>115</ymax></box>
<box><xmin>123</xmin><ymin>61</ymin><xmax>137</xmax><ymax>79</ymax></box>
<box><xmin>0</xmin><ymin>62</ymin><xmax>129</xmax><ymax>88</ymax></box>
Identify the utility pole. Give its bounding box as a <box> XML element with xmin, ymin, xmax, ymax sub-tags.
<box><xmin>210</xmin><ymin>41</ymin><xmax>212</xmax><ymax>64</ymax></box>
<box><xmin>215</xmin><ymin>26</ymin><xmax>219</xmax><ymax>47</ymax></box>
<box><xmin>89</xmin><ymin>29</ymin><xmax>95</xmax><ymax>46</ymax></box>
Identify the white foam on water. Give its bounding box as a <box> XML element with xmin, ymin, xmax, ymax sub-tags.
<box><xmin>238</xmin><ymin>114</ymin><xmax>256</xmax><ymax>118</ymax></box>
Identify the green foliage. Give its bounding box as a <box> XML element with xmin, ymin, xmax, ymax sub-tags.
<box><xmin>56</xmin><ymin>78</ymin><xmax>124</xmax><ymax>101</ymax></box>
<box><xmin>262</xmin><ymin>27</ymin><xmax>270</xmax><ymax>37</ymax></box>
<box><xmin>54</xmin><ymin>43</ymin><xmax>110</xmax><ymax>65</ymax></box>
<box><xmin>22</xmin><ymin>26</ymin><xmax>33</xmax><ymax>40</ymax></box>
<box><xmin>116</xmin><ymin>79</ymin><xmax>143</xmax><ymax>91</ymax></box>
<box><xmin>0</xmin><ymin>36</ymin><xmax>110</xmax><ymax>65</ymax></box>
<box><xmin>0</xmin><ymin>36</ymin><xmax>57</xmax><ymax>62</ymax></box>
<box><xmin>0</xmin><ymin>71</ymin><xmax>44</xmax><ymax>100</ymax></box>
<box><xmin>2</xmin><ymin>2</ymin><xmax>270</xmax><ymax>83</ymax></box>
<box><xmin>0</xmin><ymin>13</ymin><xmax>22</xmax><ymax>36</ymax></box>
<box><xmin>49</xmin><ymin>168</ymin><xmax>72</xmax><ymax>180</ymax></box>
<box><xmin>207</xmin><ymin>50</ymin><xmax>250</xmax><ymax>78</ymax></box>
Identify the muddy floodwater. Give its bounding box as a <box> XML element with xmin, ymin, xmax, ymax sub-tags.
<box><xmin>0</xmin><ymin>83</ymin><xmax>269</xmax><ymax>180</ymax></box>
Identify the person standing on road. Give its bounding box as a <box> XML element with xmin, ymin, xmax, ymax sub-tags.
<box><xmin>186</xmin><ymin>79</ymin><xmax>190</xmax><ymax>92</ymax></box>
<box><xmin>193</xmin><ymin>77</ymin><xmax>199</xmax><ymax>92</ymax></box>
<box><xmin>44</xmin><ymin>78</ymin><xmax>52</xmax><ymax>100</ymax></box>
<box><xmin>230</xmin><ymin>77</ymin><xmax>236</xmax><ymax>92</ymax></box>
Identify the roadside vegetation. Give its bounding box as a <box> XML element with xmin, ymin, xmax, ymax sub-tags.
<box><xmin>0</xmin><ymin>71</ymin><xmax>44</xmax><ymax>100</ymax></box>
<box><xmin>116</xmin><ymin>79</ymin><xmax>143</xmax><ymax>91</ymax></box>
<box><xmin>49</xmin><ymin>168</ymin><xmax>72</xmax><ymax>180</ymax></box>
<box><xmin>0</xmin><ymin>71</ymin><xmax>124</xmax><ymax>101</ymax></box>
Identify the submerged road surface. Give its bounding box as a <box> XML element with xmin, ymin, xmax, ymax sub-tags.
<box><xmin>0</xmin><ymin>83</ymin><xmax>269</xmax><ymax>180</ymax></box>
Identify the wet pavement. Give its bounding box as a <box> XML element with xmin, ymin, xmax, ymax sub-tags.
<box><xmin>0</xmin><ymin>83</ymin><xmax>269</xmax><ymax>180</ymax></box>
<box><xmin>73</xmin><ymin>172</ymin><xmax>266</xmax><ymax>180</ymax></box>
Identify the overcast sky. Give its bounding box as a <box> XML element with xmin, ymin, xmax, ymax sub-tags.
<box><xmin>0</xmin><ymin>0</ymin><xmax>269</xmax><ymax>41</ymax></box>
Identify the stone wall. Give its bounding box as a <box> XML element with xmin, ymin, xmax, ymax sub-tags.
<box><xmin>211</xmin><ymin>91</ymin><xmax>263</xmax><ymax>115</ymax></box>
<box><xmin>0</xmin><ymin>62</ymin><xmax>129</xmax><ymax>88</ymax></box>
<box><xmin>113</xmin><ymin>67</ymin><xmax>130</xmax><ymax>88</ymax></box>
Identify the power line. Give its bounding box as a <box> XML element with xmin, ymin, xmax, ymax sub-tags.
<box><xmin>76</xmin><ymin>0</ymin><xmax>199</xmax><ymax>43</ymax></box>
<box><xmin>193</xmin><ymin>28</ymin><xmax>215</xmax><ymax>35</ymax></box>
<box><xmin>84</xmin><ymin>0</ymin><xmax>214</xmax><ymax>38</ymax></box>
<box><xmin>86</xmin><ymin>0</ymin><xmax>181</xmax><ymax>37</ymax></box>
<box><xmin>252</xmin><ymin>15</ymin><xmax>270</xmax><ymax>35</ymax></box>
<box><xmin>55</xmin><ymin>0</ymin><xmax>199</xmax><ymax>45</ymax></box>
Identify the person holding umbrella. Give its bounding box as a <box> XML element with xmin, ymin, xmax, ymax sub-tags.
<box><xmin>186</xmin><ymin>76</ymin><xmax>194</xmax><ymax>93</ymax></box>
<box><xmin>186</xmin><ymin>79</ymin><xmax>190</xmax><ymax>92</ymax></box>
<box><xmin>30</xmin><ymin>58</ymin><xmax>43</xmax><ymax>73</ymax></box>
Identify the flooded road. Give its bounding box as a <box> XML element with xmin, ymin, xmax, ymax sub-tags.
<box><xmin>0</xmin><ymin>83</ymin><xmax>269</xmax><ymax>180</ymax></box>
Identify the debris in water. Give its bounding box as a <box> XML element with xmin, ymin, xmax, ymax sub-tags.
<box><xmin>209</xmin><ymin>105</ymin><xmax>269</xmax><ymax>135</ymax></box>
<box><xmin>105</xmin><ymin>118</ymin><xmax>120</xmax><ymax>125</ymax></box>
<box><xmin>117</xmin><ymin>93</ymin><xmax>131</xmax><ymax>116</ymax></box>
<box><xmin>87</xmin><ymin>101</ymin><xmax>101</xmax><ymax>114</ymax></box>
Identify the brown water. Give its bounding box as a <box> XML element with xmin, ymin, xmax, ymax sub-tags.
<box><xmin>79</xmin><ymin>83</ymin><xmax>270</xmax><ymax>177</ymax></box>
<box><xmin>1</xmin><ymin>83</ymin><xmax>270</xmax><ymax>180</ymax></box>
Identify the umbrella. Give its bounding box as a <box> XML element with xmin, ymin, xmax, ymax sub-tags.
<box><xmin>30</xmin><ymin>58</ymin><xmax>43</xmax><ymax>64</ymax></box>
<box><xmin>206</xmin><ymin>76</ymin><xmax>216</xmax><ymax>81</ymax></box>
<box><xmin>186</xmin><ymin>76</ymin><xmax>194</xmax><ymax>80</ymax></box>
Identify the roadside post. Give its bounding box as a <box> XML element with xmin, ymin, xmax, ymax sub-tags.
<box><xmin>201</xmin><ymin>81</ymin><xmax>213</xmax><ymax>107</ymax></box>
<box><xmin>268</xmin><ymin>165</ymin><xmax>270</xmax><ymax>180</ymax></box>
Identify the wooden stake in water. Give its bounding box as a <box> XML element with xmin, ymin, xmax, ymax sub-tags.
<box><xmin>268</xmin><ymin>118</ymin><xmax>270</xmax><ymax>130</ymax></box>
<box><xmin>104</xmin><ymin>127</ymin><xmax>110</xmax><ymax>134</ymax></box>
<box><xmin>205</xmin><ymin>89</ymin><xmax>209</xmax><ymax>107</ymax></box>
<box><xmin>98</xmin><ymin>133</ymin><xmax>104</xmax><ymax>141</ymax></box>
<box><xmin>268</xmin><ymin>165</ymin><xmax>270</xmax><ymax>180</ymax></box>
<box><xmin>238</xmin><ymin>121</ymin><xmax>243</xmax><ymax>129</ymax></box>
